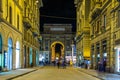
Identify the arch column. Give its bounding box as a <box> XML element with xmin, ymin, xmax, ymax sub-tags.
<box><xmin>51</xmin><ymin>45</ymin><xmax>55</xmax><ymax>61</ymax></box>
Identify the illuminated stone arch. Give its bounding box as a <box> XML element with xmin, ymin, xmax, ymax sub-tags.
<box><xmin>51</xmin><ymin>41</ymin><xmax>65</xmax><ymax>61</ymax></box>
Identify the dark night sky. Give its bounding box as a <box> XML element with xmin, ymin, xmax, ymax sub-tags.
<box><xmin>40</xmin><ymin>0</ymin><xmax>76</xmax><ymax>32</ymax></box>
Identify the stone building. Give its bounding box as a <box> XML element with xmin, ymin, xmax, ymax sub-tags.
<box><xmin>89</xmin><ymin>0</ymin><xmax>113</xmax><ymax>72</ymax></box>
<box><xmin>110</xmin><ymin>0</ymin><xmax>120</xmax><ymax>73</ymax></box>
<box><xmin>23</xmin><ymin>0</ymin><xmax>42</xmax><ymax>68</ymax></box>
<box><xmin>74</xmin><ymin>0</ymin><xmax>91</xmax><ymax>66</ymax></box>
<box><xmin>75</xmin><ymin>0</ymin><xmax>120</xmax><ymax>73</ymax></box>
<box><xmin>40</xmin><ymin>24</ymin><xmax>75</xmax><ymax>63</ymax></box>
<box><xmin>0</xmin><ymin>0</ymin><xmax>42</xmax><ymax>71</ymax></box>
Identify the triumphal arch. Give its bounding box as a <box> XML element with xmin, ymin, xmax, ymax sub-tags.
<box><xmin>40</xmin><ymin>24</ymin><xmax>74</xmax><ymax>63</ymax></box>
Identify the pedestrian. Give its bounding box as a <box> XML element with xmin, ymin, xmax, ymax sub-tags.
<box><xmin>62</xmin><ymin>60</ymin><xmax>66</xmax><ymax>69</ymax></box>
<box><xmin>57</xmin><ymin>60</ymin><xmax>60</xmax><ymax>69</ymax></box>
<box><xmin>70</xmin><ymin>60</ymin><xmax>73</xmax><ymax>66</ymax></box>
<box><xmin>84</xmin><ymin>59</ymin><xmax>88</xmax><ymax>69</ymax></box>
<box><xmin>103</xmin><ymin>59</ymin><xmax>106</xmax><ymax>72</ymax></box>
<box><xmin>53</xmin><ymin>60</ymin><xmax>56</xmax><ymax>67</ymax></box>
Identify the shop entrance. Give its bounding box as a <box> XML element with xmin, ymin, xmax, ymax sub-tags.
<box><xmin>16</xmin><ymin>41</ymin><xmax>20</xmax><ymax>68</ymax></box>
<box><xmin>0</xmin><ymin>35</ymin><xmax>2</xmax><ymax>71</ymax></box>
<box><xmin>115</xmin><ymin>47</ymin><xmax>120</xmax><ymax>72</ymax></box>
<box><xmin>7</xmin><ymin>38</ymin><xmax>13</xmax><ymax>70</ymax></box>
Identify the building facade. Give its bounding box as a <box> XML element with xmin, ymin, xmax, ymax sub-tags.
<box><xmin>111</xmin><ymin>0</ymin><xmax>120</xmax><ymax>73</ymax></box>
<box><xmin>40</xmin><ymin>24</ymin><xmax>75</xmax><ymax>63</ymax></box>
<box><xmin>75</xmin><ymin>0</ymin><xmax>120</xmax><ymax>73</ymax></box>
<box><xmin>0</xmin><ymin>0</ymin><xmax>23</xmax><ymax>71</ymax></box>
<box><xmin>74</xmin><ymin>0</ymin><xmax>91</xmax><ymax>66</ymax></box>
<box><xmin>23</xmin><ymin>0</ymin><xmax>42</xmax><ymax>68</ymax></box>
<box><xmin>89</xmin><ymin>0</ymin><xmax>111</xmax><ymax>72</ymax></box>
<box><xmin>0</xmin><ymin>0</ymin><xmax>42</xmax><ymax>71</ymax></box>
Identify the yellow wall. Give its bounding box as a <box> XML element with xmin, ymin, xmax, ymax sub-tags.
<box><xmin>2</xmin><ymin>0</ymin><xmax>23</xmax><ymax>32</ymax></box>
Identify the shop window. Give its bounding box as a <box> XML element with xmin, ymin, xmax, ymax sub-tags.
<box><xmin>96</xmin><ymin>43</ymin><xmax>100</xmax><ymax>59</ymax></box>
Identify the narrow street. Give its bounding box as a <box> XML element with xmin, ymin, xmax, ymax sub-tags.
<box><xmin>13</xmin><ymin>66</ymin><xmax>100</xmax><ymax>80</ymax></box>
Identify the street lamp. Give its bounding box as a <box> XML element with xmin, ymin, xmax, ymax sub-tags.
<box><xmin>71</xmin><ymin>41</ymin><xmax>74</xmax><ymax>63</ymax></box>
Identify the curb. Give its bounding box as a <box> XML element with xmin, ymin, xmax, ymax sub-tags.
<box><xmin>78</xmin><ymin>69</ymin><xmax>105</xmax><ymax>80</ymax></box>
<box><xmin>6</xmin><ymin>66</ymin><xmax>44</xmax><ymax>80</ymax></box>
<box><xmin>6</xmin><ymin>69</ymin><xmax>37</xmax><ymax>80</ymax></box>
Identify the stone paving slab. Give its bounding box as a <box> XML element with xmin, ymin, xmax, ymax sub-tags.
<box><xmin>77</xmin><ymin>68</ymin><xmax>120</xmax><ymax>80</ymax></box>
<box><xmin>0</xmin><ymin>69</ymin><xmax>36</xmax><ymax>80</ymax></box>
<box><xmin>0</xmin><ymin>66</ymin><xmax>43</xmax><ymax>80</ymax></box>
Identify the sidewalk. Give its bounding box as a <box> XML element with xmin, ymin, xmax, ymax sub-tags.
<box><xmin>0</xmin><ymin>67</ymin><xmax>43</xmax><ymax>80</ymax></box>
<box><xmin>77</xmin><ymin>68</ymin><xmax>120</xmax><ymax>80</ymax></box>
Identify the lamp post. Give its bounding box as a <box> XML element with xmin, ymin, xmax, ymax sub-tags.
<box><xmin>71</xmin><ymin>41</ymin><xmax>74</xmax><ymax>64</ymax></box>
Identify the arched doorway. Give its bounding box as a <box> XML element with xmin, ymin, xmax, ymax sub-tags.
<box><xmin>55</xmin><ymin>43</ymin><xmax>62</xmax><ymax>59</ymax></box>
<box><xmin>51</xmin><ymin>41</ymin><xmax>64</xmax><ymax>61</ymax></box>
<box><xmin>0</xmin><ymin>35</ymin><xmax>2</xmax><ymax>70</ymax></box>
<box><xmin>16</xmin><ymin>41</ymin><xmax>20</xmax><ymax>68</ymax></box>
<box><xmin>8</xmin><ymin>38</ymin><xmax>13</xmax><ymax>70</ymax></box>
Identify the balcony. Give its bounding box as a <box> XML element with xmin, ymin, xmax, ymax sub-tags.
<box><xmin>91</xmin><ymin>8</ymin><xmax>101</xmax><ymax>21</ymax></box>
<box><xmin>23</xmin><ymin>17</ymin><xmax>32</xmax><ymax>30</ymax></box>
<box><xmin>90</xmin><ymin>1</ymin><xmax>102</xmax><ymax>21</ymax></box>
<box><xmin>30</xmin><ymin>28</ymin><xmax>39</xmax><ymax>37</ymax></box>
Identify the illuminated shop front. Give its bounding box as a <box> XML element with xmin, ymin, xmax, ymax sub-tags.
<box><xmin>16</xmin><ymin>41</ymin><xmax>20</xmax><ymax>68</ymax></box>
<box><xmin>7</xmin><ymin>38</ymin><xmax>13</xmax><ymax>70</ymax></box>
<box><xmin>0</xmin><ymin>35</ymin><xmax>3</xmax><ymax>70</ymax></box>
<box><xmin>115</xmin><ymin>47</ymin><xmax>120</xmax><ymax>72</ymax></box>
<box><xmin>96</xmin><ymin>43</ymin><xmax>100</xmax><ymax>68</ymax></box>
<box><xmin>91</xmin><ymin>45</ymin><xmax>94</xmax><ymax>69</ymax></box>
<box><xmin>30</xmin><ymin>48</ymin><xmax>33</xmax><ymax>66</ymax></box>
<box><xmin>36</xmin><ymin>51</ymin><xmax>39</xmax><ymax>66</ymax></box>
<box><xmin>102</xmin><ymin>41</ymin><xmax>107</xmax><ymax>60</ymax></box>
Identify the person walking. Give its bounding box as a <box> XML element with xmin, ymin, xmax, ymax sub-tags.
<box><xmin>57</xmin><ymin>60</ymin><xmax>60</xmax><ymax>69</ymax></box>
<box><xmin>62</xmin><ymin>60</ymin><xmax>66</xmax><ymax>69</ymax></box>
<box><xmin>103</xmin><ymin>59</ymin><xmax>106</xmax><ymax>72</ymax></box>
